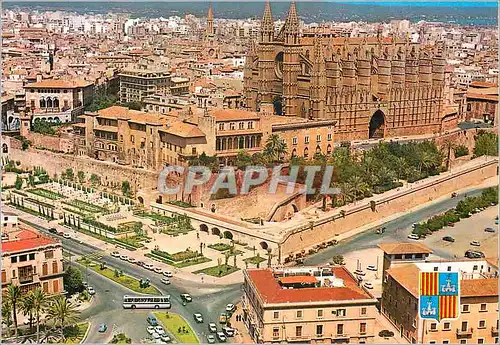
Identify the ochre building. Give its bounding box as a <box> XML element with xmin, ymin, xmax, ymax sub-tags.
<box><xmin>244</xmin><ymin>2</ymin><xmax>454</xmax><ymax>142</ymax></box>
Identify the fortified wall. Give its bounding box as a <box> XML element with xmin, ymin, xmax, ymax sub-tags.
<box><xmin>279</xmin><ymin>158</ymin><xmax>498</xmax><ymax>257</ymax></box>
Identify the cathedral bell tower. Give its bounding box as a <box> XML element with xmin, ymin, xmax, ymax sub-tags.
<box><xmin>258</xmin><ymin>1</ymin><xmax>276</xmax><ymax>106</ymax></box>
<box><xmin>282</xmin><ymin>1</ymin><xmax>301</xmax><ymax>117</ymax></box>
<box><xmin>310</xmin><ymin>35</ymin><xmax>326</xmax><ymax>119</ymax></box>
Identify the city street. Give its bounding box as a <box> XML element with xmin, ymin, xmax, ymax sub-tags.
<box><xmin>304</xmin><ymin>186</ymin><xmax>491</xmax><ymax>265</ymax></box>
<box><xmin>29</xmin><ymin>223</ymin><xmax>242</xmax><ymax>343</ymax></box>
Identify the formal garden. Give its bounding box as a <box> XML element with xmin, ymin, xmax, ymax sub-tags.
<box><xmin>145</xmin><ymin>249</ymin><xmax>211</xmax><ymax>268</ymax></box>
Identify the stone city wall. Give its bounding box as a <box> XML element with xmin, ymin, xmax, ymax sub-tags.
<box><xmin>279</xmin><ymin>158</ymin><xmax>498</xmax><ymax>257</ymax></box>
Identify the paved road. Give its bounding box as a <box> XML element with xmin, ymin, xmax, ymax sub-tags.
<box><xmin>28</xmin><ymin>223</ymin><xmax>242</xmax><ymax>343</ymax></box>
<box><xmin>304</xmin><ymin>187</ymin><xmax>488</xmax><ymax>265</ymax></box>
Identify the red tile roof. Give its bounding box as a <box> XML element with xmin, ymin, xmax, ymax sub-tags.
<box><xmin>2</xmin><ymin>229</ymin><xmax>59</xmax><ymax>254</ymax></box>
<box><xmin>247</xmin><ymin>266</ymin><xmax>373</xmax><ymax>304</ymax></box>
<box><xmin>378</xmin><ymin>242</ymin><xmax>433</xmax><ymax>255</ymax></box>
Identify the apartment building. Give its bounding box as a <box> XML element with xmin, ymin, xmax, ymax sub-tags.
<box><xmin>1</xmin><ymin>226</ymin><xmax>64</xmax><ymax>295</ymax></box>
<box><xmin>381</xmin><ymin>258</ymin><xmax>499</xmax><ymax>344</ymax></box>
<box><xmin>118</xmin><ymin>67</ymin><xmax>172</xmax><ymax>103</ymax></box>
<box><xmin>465</xmin><ymin>81</ymin><xmax>498</xmax><ymax>125</ymax></box>
<box><xmin>242</xmin><ymin>265</ymin><xmax>378</xmax><ymax>344</ymax></box>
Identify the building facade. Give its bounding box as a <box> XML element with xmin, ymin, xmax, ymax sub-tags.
<box><xmin>1</xmin><ymin>224</ymin><xmax>64</xmax><ymax>295</ymax></box>
<box><xmin>24</xmin><ymin>79</ymin><xmax>94</xmax><ymax>123</ymax></box>
<box><xmin>244</xmin><ymin>2</ymin><xmax>454</xmax><ymax>142</ymax></box>
<box><xmin>118</xmin><ymin>68</ymin><xmax>172</xmax><ymax>103</ymax></box>
<box><xmin>381</xmin><ymin>255</ymin><xmax>499</xmax><ymax>344</ymax></box>
<box><xmin>465</xmin><ymin>82</ymin><xmax>498</xmax><ymax>125</ymax></box>
<box><xmin>242</xmin><ymin>266</ymin><xmax>378</xmax><ymax>344</ymax></box>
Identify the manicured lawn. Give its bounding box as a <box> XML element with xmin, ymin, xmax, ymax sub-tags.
<box><xmin>244</xmin><ymin>255</ymin><xmax>266</xmax><ymax>265</ymax></box>
<box><xmin>145</xmin><ymin>253</ymin><xmax>211</xmax><ymax>268</ymax></box>
<box><xmin>153</xmin><ymin>312</ymin><xmax>199</xmax><ymax>344</ymax></box>
<box><xmin>225</xmin><ymin>249</ymin><xmax>244</xmax><ymax>256</ymax></box>
<box><xmin>63</xmin><ymin>199</ymin><xmax>108</xmax><ymax>213</ymax></box>
<box><xmin>77</xmin><ymin>259</ymin><xmax>160</xmax><ymax>294</ymax></box>
<box><xmin>65</xmin><ymin>322</ymin><xmax>89</xmax><ymax>344</ymax></box>
<box><xmin>167</xmin><ymin>200</ymin><xmax>194</xmax><ymax>208</ymax></box>
<box><xmin>194</xmin><ymin>264</ymin><xmax>240</xmax><ymax>277</ymax></box>
<box><xmin>109</xmin><ymin>333</ymin><xmax>132</xmax><ymax>344</ymax></box>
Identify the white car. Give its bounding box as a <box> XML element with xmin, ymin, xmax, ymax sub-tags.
<box><xmin>151</xmin><ymin>332</ymin><xmax>160</xmax><ymax>340</ymax></box>
<box><xmin>63</xmin><ymin>233</ymin><xmax>71</xmax><ymax>239</ymax></box>
<box><xmin>160</xmin><ymin>335</ymin><xmax>171</xmax><ymax>343</ymax></box>
<box><xmin>127</xmin><ymin>257</ymin><xmax>137</xmax><ymax>264</ymax></box>
<box><xmin>111</xmin><ymin>251</ymin><xmax>120</xmax><ymax>257</ymax></box>
<box><xmin>87</xmin><ymin>286</ymin><xmax>96</xmax><ymax>295</ymax></box>
<box><xmin>470</xmin><ymin>241</ymin><xmax>481</xmax><ymax>247</ymax></box>
<box><xmin>408</xmin><ymin>233</ymin><xmax>420</xmax><ymax>240</ymax></box>
<box><xmin>146</xmin><ymin>326</ymin><xmax>155</xmax><ymax>335</ymax></box>
<box><xmin>154</xmin><ymin>326</ymin><xmax>165</xmax><ymax>335</ymax></box>
<box><xmin>120</xmin><ymin>254</ymin><xmax>129</xmax><ymax>261</ymax></box>
<box><xmin>161</xmin><ymin>278</ymin><xmax>170</xmax><ymax>285</ymax></box>
<box><xmin>363</xmin><ymin>282</ymin><xmax>374</xmax><ymax>289</ymax></box>
<box><xmin>194</xmin><ymin>313</ymin><xmax>203</xmax><ymax>323</ymax></box>
<box><xmin>367</xmin><ymin>265</ymin><xmax>377</xmax><ymax>271</ymax></box>
<box><xmin>217</xmin><ymin>332</ymin><xmax>227</xmax><ymax>342</ymax></box>
<box><xmin>225</xmin><ymin>304</ymin><xmax>236</xmax><ymax>313</ymax></box>
<box><xmin>208</xmin><ymin>323</ymin><xmax>217</xmax><ymax>333</ymax></box>
<box><xmin>143</xmin><ymin>263</ymin><xmax>154</xmax><ymax>270</ymax></box>
<box><xmin>154</xmin><ymin>267</ymin><xmax>163</xmax><ymax>274</ymax></box>
<box><xmin>354</xmin><ymin>269</ymin><xmax>365</xmax><ymax>276</ymax></box>
<box><xmin>163</xmin><ymin>271</ymin><xmax>173</xmax><ymax>278</ymax></box>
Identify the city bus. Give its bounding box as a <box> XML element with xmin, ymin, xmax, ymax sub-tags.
<box><xmin>122</xmin><ymin>294</ymin><xmax>171</xmax><ymax>309</ymax></box>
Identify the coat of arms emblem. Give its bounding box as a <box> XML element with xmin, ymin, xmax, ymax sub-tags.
<box><xmin>419</xmin><ymin>272</ymin><xmax>460</xmax><ymax>322</ymax></box>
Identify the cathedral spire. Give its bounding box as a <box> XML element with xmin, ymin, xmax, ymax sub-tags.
<box><xmin>313</xmin><ymin>34</ymin><xmax>324</xmax><ymax>62</ymax></box>
<box><xmin>206</xmin><ymin>3</ymin><xmax>214</xmax><ymax>38</ymax></box>
<box><xmin>284</xmin><ymin>1</ymin><xmax>299</xmax><ymax>32</ymax></box>
<box><xmin>261</xmin><ymin>1</ymin><xmax>274</xmax><ymax>42</ymax></box>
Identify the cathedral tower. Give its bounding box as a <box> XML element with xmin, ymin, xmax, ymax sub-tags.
<box><xmin>206</xmin><ymin>4</ymin><xmax>214</xmax><ymax>39</ymax></box>
<box><xmin>258</xmin><ymin>1</ymin><xmax>277</xmax><ymax>106</ymax></box>
<box><xmin>282</xmin><ymin>1</ymin><xmax>301</xmax><ymax>117</ymax></box>
<box><xmin>310</xmin><ymin>35</ymin><xmax>326</xmax><ymax>119</ymax></box>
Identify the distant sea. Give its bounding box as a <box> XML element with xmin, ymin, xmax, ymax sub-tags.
<box><xmin>3</xmin><ymin>1</ymin><xmax>498</xmax><ymax>26</ymax></box>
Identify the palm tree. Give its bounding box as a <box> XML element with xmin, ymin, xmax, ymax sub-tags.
<box><xmin>347</xmin><ymin>175</ymin><xmax>369</xmax><ymax>201</ymax></box>
<box><xmin>6</xmin><ymin>284</ymin><xmax>21</xmax><ymax>336</ymax></box>
<box><xmin>32</xmin><ymin>288</ymin><xmax>48</xmax><ymax>343</ymax></box>
<box><xmin>46</xmin><ymin>295</ymin><xmax>80</xmax><ymax>341</ymax></box>
<box><xmin>264</xmin><ymin>134</ymin><xmax>287</xmax><ymax>162</ymax></box>
<box><xmin>20</xmin><ymin>292</ymin><xmax>35</xmax><ymax>332</ymax></box>
<box><xmin>441</xmin><ymin>139</ymin><xmax>456</xmax><ymax>170</ymax></box>
<box><xmin>2</xmin><ymin>300</ymin><xmax>13</xmax><ymax>337</ymax></box>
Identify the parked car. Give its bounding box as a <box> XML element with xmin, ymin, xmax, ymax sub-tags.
<box><xmin>470</xmin><ymin>241</ymin><xmax>481</xmax><ymax>247</ymax></box>
<box><xmin>57</xmin><ymin>231</ymin><xmax>64</xmax><ymax>236</ymax></box>
<box><xmin>408</xmin><ymin>233</ymin><xmax>420</xmax><ymax>240</ymax></box>
<box><xmin>208</xmin><ymin>323</ymin><xmax>217</xmax><ymax>333</ymax></box>
<box><xmin>465</xmin><ymin>250</ymin><xmax>485</xmax><ymax>259</ymax></box>
<box><xmin>217</xmin><ymin>332</ymin><xmax>227</xmax><ymax>342</ymax></box>
<box><xmin>163</xmin><ymin>271</ymin><xmax>173</xmax><ymax>278</ymax></box>
<box><xmin>225</xmin><ymin>304</ymin><xmax>236</xmax><ymax>313</ymax></box>
<box><xmin>206</xmin><ymin>334</ymin><xmax>216</xmax><ymax>344</ymax></box>
<box><xmin>127</xmin><ymin>257</ymin><xmax>137</xmax><ymax>264</ymax></box>
<box><xmin>147</xmin><ymin>316</ymin><xmax>158</xmax><ymax>326</ymax></box>
<box><xmin>63</xmin><ymin>233</ymin><xmax>71</xmax><ymax>239</ymax></box>
<box><xmin>222</xmin><ymin>327</ymin><xmax>235</xmax><ymax>337</ymax></box>
<box><xmin>194</xmin><ymin>313</ymin><xmax>203</xmax><ymax>323</ymax></box>
<box><xmin>219</xmin><ymin>313</ymin><xmax>227</xmax><ymax>324</ymax></box>
<box><xmin>153</xmin><ymin>267</ymin><xmax>163</xmax><ymax>274</ymax></box>
<box><xmin>146</xmin><ymin>326</ymin><xmax>155</xmax><ymax>335</ymax></box>
<box><xmin>160</xmin><ymin>335</ymin><xmax>171</xmax><ymax>343</ymax></box>
<box><xmin>120</xmin><ymin>254</ymin><xmax>129</xmax><ymax>261</ymax></box>
<box><xmin>151</xmin><ymin>332</ymin><xmax>160</xmax><ymax>340</ymax></box>
<box><xmin>48</xmin><ymin>228</ymin><xmax>57</xmax><ymax>234</ymax></box>
<box><xmin>363</xmin><ymin>282</ymin><xmax>373</xmax><ymax>289</ymax></box>
<box><xmin>354</xmin><ymin>269</ymin><xmax>365</xmax><ymax>276</ymax></box>
<box><xmin>98</xmin><ymin>324</ymin><xmax>107</xmax><ymax>333</ymax></box>
<box><xmin>161</xmin><ymin>278</ymin><xmax>170</xmax><ymax>285</ymax></box>
<box><xmin>143</xmin><ymin>263</ymin><xmax>154</xmax><ymax>270</ymax></box>
<box><xmin>442</xmin><ymin>236</ymin><xmax>455</xmax><ymax>243</ymax></box>
<box><xmin>154</xmin><ymin>326</ymin><xmax>165</xmax><ymax>335</ymax></box>
<box><xmin>366</xmin><ymin>265</ymin><xmax>377</xmax><ymax>271</ymax></box>
<box><xmin>485</xmin><ymin>227</ymin><xmax>495</xmax><ymax>233</ymax></box>
<box><xmin>87</xmin><ymin>286</ymin><xmax>96</xmax><ymax>295</ymax></box>
<box><xmin>137</xmin><ymin>261</ymin><xmax>145</xmax><ymax>267</ymax></box>
<box><xmin>180</xmin><ymin>293</ymin><xmax>192</xmax><ymax>302</ymax></box>
<box><xmin>82</xmin><ymin>281</ymin><xmax>88</xmax><ymax>288</ymax></box>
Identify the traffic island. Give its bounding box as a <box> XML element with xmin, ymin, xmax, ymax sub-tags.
<box><xmin>64</xmin><ymin>322</ymin><xmax>90</xmax><ymax>344</ymax></box>
<box><xmin>153</xmin><ymin>312</ymin><xmax>199</xmax><ymax>343</ymax></box>
<box><xmin>76</xmin><ymin>258</ymin><xmax>160</xmax><ymax>294</ymax></box>
<box><xmin>194</xmin><ymin>264</ymin><xmax>240</xmax><ymax>277</ymax></box>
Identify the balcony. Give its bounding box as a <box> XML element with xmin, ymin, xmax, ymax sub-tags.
<box><xmin>492</xmin><ymin>327</ymin><xmax>499</xmax><ymax>337</ymax></box>
<box><xmin>334</xmin><ymin>333</ymin><xmax>349</xmax><ymax>339</ymax></box>
<box><xmin>286</xmin><ymin>335</ymin><xmax>310</xmax><ymax>342</ymax></box>
<box><xmin>456</xmin><ymin>328</ymin><xmax>473</xmax><ymax>338</ymax></box>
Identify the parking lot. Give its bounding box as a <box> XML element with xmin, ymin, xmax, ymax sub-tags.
<box><xmin>422</xmin><ymin>206</ymin><xmax>498</xmax><ymax>259</ymax></box>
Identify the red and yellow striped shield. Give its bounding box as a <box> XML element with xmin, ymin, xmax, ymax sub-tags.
<box><xmin>439</xmin><ymin>295</ymin><xmax>458</xmax><ymax>320</ymax></box>
<box><xmin>420</xmin><ymin>272</ymin><xmax>439</xmax><ymax>296</ymax></box>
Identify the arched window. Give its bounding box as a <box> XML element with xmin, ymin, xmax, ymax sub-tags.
<box><xmin>40</xmin><ymin>99</ymin><xmax>46</xmax><ymax>108</ymax></box>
